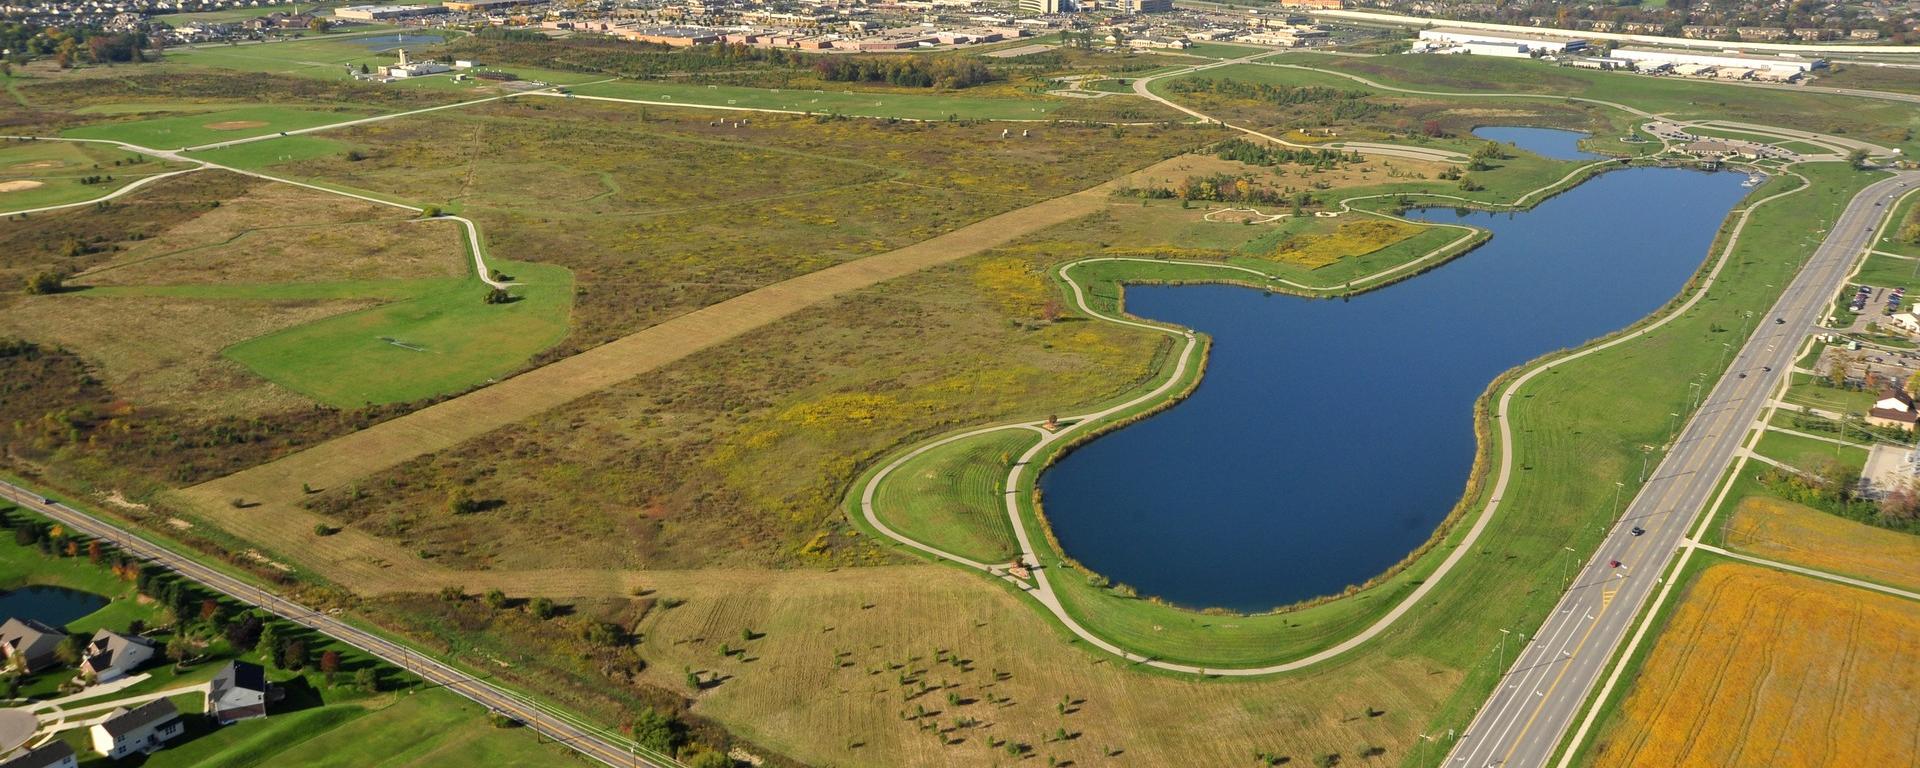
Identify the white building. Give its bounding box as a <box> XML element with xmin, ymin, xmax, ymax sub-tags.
<box><xmin>332</xmin><ymin>3</ymin><xmax>445</xmax><ymax>20</ymax></box>
<box><xmin>1611</xmin><ymin>47</ymin><xmax>1824</xmax><ymax>76</ymax></box>
<box><xmin>383</xmin><ymin>48</ymin><xmax>452</xmax><ymax>78</ymax></box>
<box><xmin>78</xmin><ymin>629</ymin><xmax>156</xmax><ymax>684</ymax></box>
<box><xmin>90</xmin><ymin>700</ymin><xmax>184</xmax><ymax>760</ymax></box>
<box><xmin>1418</xmin><ymin>27</ymin><xmax>1587</xmax><ymax>54</ymax></box>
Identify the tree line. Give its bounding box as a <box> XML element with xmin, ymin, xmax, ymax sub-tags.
<box><xmin>1212</xmin><ymin>138</ymin><xmax>1365</xmax><ymax>168</ymax></box>
<box><xmin>813</xmin><ymin>56</ymin><xmax>993</xmax><ymax>89</ymax></box>
<box><xmin>1165</xmin><ymin>78</ymin><xmax>1386</xmax><ymax>121</ymax></box>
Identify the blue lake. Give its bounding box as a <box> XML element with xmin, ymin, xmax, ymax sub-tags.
<box><xmin>350</xmin><ymin>33</ymin><xmax>446</xmax><ymax>51</ymax></box>
<box><xmin>0</xmin><ymin>585</ymin><xmax>108</xmax><ymax>627</ymax></box>
<box><xmin>1471</xmin><ymin>126</ymin><xmax>1603</xmax><ymax>161</ymax></box>
<box><xmin>1038</xmin><ymin>142</ymin><xmax>1747</xmax><ymax>611</ymax></box>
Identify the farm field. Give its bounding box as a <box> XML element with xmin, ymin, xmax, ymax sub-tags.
<box><xmin>0</xmin><ymin>140</ymin><xmax>187</xmax><ymax>210</ymax></box>
<box><xmin>62</xmin><ymin>105</ymin><xmax>372</xmax><ymax>150</ymax></box>
<box><xmin>1724</xmin><ymin>495</ymin><xmax>1920</xmax><ymax>593</ymax></box>
<box><xmin>1583</xmin><ymin>562</ymin><xmax>1920</xmax><ymax>768</ymax></box>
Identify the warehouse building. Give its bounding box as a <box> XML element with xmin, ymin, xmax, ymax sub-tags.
<box><xmin>1611</xmin><ymin>47</ymin><xmax>1825</xmax><ymax>76</ymax></box>
<box><xmin>1416</xmin><ymin>27</ymin><xmax>1587</xmax><ymax>54</ymax></box>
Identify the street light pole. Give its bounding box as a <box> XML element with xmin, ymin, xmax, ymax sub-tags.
<box><xmin>1497</xmin><ymin>628</ymin><xmax>1512</xmax><ymax>678</ymax></box>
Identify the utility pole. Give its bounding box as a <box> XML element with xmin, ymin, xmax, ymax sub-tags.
<box><xmin>1497</xmin><ymin>628</ymin><xmax>1512</xmax><ymax>678</ymax></box>
<box><xmin>1561</xmin><ymin>545</ymin><xmax>1577</xmax><ymax>588</ymax></box>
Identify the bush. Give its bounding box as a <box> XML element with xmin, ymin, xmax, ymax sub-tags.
<box><xmin>23</xmin><ymin>271</ymin><xmax>63</xmax><ymax>295</ymax></box>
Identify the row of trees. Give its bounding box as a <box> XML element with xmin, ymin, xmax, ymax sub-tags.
<box><xmin>1211</xmin><ymin>138</ymin><xmax>1364</xmax><ymax>169</ymax></box>
<box><xmin>813</xmin><ymin>56</ymin><xmax>993</xmax><ymax>89</ymax></box>
<box><xmin>1117</xmin><ymin>173</ymin><xmax>1295</xmax><ymax>206</ymax></box>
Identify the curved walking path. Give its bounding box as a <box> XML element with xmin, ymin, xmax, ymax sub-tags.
<box><xmin>858</xmin><ymin>165</ymin><xmax>1814</xmax><ymax>675</ymax></box>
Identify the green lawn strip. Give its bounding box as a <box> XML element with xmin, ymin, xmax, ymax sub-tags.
<box><xmin>567</xmin><ymin>79</ymin><xmax>1068</xmax><ymax>121</ymax></box>
<box><xmin>871</xmin><ymin>428</ymin><xmax>1034</xmax><ymax>564</ymax></box>
<box><xmin>223</xmin><ymin>258</ymin><xmax>572</xmax><ymax>407</ymax></box>
<box><xmin>63</xmin><ymin>106</ymin><xmax>373</xmax><ymax>151</ymax></box>
<box><xmin>1878</xmin><ymin>188</ymin><xmax>1920</xmax><ymax>258</ymax></box>
<box><xmin>1750</xmin><ymin>427</ymin><xmax>1866</xmax><ymax>474</ymax></box>
<box><xmin>187</xmin><ymin>134</ymin><xmax>354</xmax><ymax>169</ymax></box>
<box><xmin>1181</xmin><ymin>42</ymin><xmax>1272</xmax><ymax>60</ymax></box>
<box><xmin>1780</xmin><ymin>374</ymin><xmax>1876</xmax><ymax>414</ymax></box>
<box><xmin>1845</xmin><ymin>250</ymin><xmax>1920</xmax><ymax>289</ymax></box>
<box><xmin>1765</xmin><ymin>409</ymin><xmax>1879</xmax><ymax>447</ymax></box>
<box><xmin>1550</xmin><ymin>548</ymin><xmax>1732</xmax><ymax>768</ymax></box>
<box><xmin>83</xmin><ymin>277</ymin><xmax>447</xmax><ymax>301</ymax></box>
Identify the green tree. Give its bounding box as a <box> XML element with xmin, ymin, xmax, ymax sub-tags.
<box><xmin>1847</xmin><ymin>148</ymin><xmax>1872</xmax><ymax>170</ymax></box>
<box><xmin>528</xmin><ymin>597</ymin><xmax>557</xmax><ymax>620</ymax></box>
<box><xmin>23</xmin><ymin>271</ymin><xmax>63</xmax><ymax>295</ymax></box>
<box><xmin>166</xmin><ymin>634</ymin><xmax>192</xmax><ymax>664</ymax></box>
<box><xmin>630</xmin><ymin>707</ymin><xmax>685</xmax><ymax>754</ymax></box>
<box><xmin>484</xmin><ymin>589</ymin><xmax>509</xmax><ymax>610</ymax></box>
<box><xmin>281</xmin><ymin>638</ymin><xmax>307</xmax><ymax>671</ymax></box>
<box><xmin>256</xmin><ymin>622</ymin><xmax>281</xmax><ymax>660</ymax></box>
<box><xmin>354</xmin><ymin>667</ymin><xmax>379</xmax><ymax>692</ymax></box>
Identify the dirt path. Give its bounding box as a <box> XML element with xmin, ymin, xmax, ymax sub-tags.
<box><xmin>169</xmin><ymin>155</ymin><xmax>1200</xmax><ymax>594</ymax></box>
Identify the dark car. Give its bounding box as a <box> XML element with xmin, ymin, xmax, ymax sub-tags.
<box><xmin>1630</xmin><ymin>526</ymin><xmax>1645</xmax><ymax>536</ymax></box>
<box><xmin>1609</xmin><ymin>559</ymin><xmax>1622</xmax><ymax>568</ymax></box>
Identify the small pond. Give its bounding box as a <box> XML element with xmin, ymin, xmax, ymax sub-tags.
<box><xmin>1472</xmin><ymin>126</ymin><xmax>1604</xmax><ymax>161</ymax></box>
<box><xmin>349</xmin><ymin>33</ymin><xmax>447</xmax><ymax>52</ymax></box>
<box><xmin>0</xmin><ymin>585</ymin><xmax>108</xmax><ymax>628</ymax></box>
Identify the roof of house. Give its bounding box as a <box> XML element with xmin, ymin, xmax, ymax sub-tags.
<box><xmin>96</xmin><ymin>699</ymin><xmax>180</xmax><ymax>739</ymax></box>
<box><xmin>1878</xmin><ymin>386</ymin><xmax>1915</xmax><ymax>410</ymax></box>
<box><xmin>83</xmin><ymin>629</ymin><xmax>155</xmax><ymax>670</ymax></box>
<box><xmin>0</xmin><ymin>618</ymin><xmax>66</xmax><ymax>658</ymax></box>
<box><xmin>210</xmin><ymin>660</ymin><xmax>267</xmax><ymax>699</ymax></box>
<box><xmin>0</xmin><ymin>740</ymin><xmax>76</xmax><ymax>768</ymax></box>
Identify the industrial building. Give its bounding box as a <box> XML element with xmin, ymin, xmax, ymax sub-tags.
<box><xmin>1416</xmin><ymin>27</ymin><xmax>1587</xmax><ymax>55</ymax></box>
<box><xmin>1610</xmin><ymin>47</ymin><xmax>1825</xmax><ymax>77</ymax></box>
<box><xmin>332</xmin><ymin>3</ymin><xmax>445</xmax><ymax>20</ymax></box>
<box><xmin>441</xmin><ymin>0</ymin><xmax>536</xmax><ymax>12</ymax></box>
<box><xmin>1119</xmin><ymin>0</ymin><xmax>1173</xmax><ymax>13</ymax></box>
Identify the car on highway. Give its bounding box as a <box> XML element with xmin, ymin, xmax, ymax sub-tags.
<box><xmin>1609</xmin><ymin>559</ymin><xmax>1622</xmax><ymax>568</ymax></box>
<box><xmin>1630</xmin><ymin>526</ymin><xmax>1645</xmax><ymax>536</ymax></box>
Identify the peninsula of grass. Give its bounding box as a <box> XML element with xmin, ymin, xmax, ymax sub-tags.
<box><xmin>852</xmin><ymin>163</ymin><xmax>1881</xmax><ymax>674</ymax></box>
<box><xmin>63</xmin><ymin>105</ymin><xmax>372</xmax><ymax>150</ymax></box>
<box><xmin>870</xmin><ymin>427</ymin><xmax>1035</xmax><ymax>565</ymax></box>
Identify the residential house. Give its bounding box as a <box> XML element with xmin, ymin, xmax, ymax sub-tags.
<box><xmin>0</xmin><ymin>742</ymin><xmax>77</xmax><ymax>768</ymax></box>
<box><xmin>1869</xmin><ymin>387</ymin><xmax>1919</xmax><ymax>429</ymax></box>
<box><xmin>79</xmin><ymin>630</ymin><xmax>156</xmax><ymax>683</ymax></box>
<box><xmin>0</xmin><ymin>618</ymin><xmax>66</xmax><ymax>675</ymax></box>
<box><xmin>206</xmin><ymin>660</ymin><xmax>269</xmax><ymax>724</ymax></box>
<box><xmin>89</xmin><ymin>700</ymin><xmax>184</xmax><ymax>760</ymax></box>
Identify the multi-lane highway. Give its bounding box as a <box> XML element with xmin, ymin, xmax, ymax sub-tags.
<box><xmin>0</xmin><ymin>481</ymin><xmax>678</xmax><ymax>768</ymax></box>
<box><xmin>1446</xmin><ymin>169</ymin><xmax>1919</xmax><ymax>767</ymax></box>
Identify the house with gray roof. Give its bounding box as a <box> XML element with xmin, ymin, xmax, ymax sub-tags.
<box><xmin>206</xmin><ymin>660</ymin><xmax>269</xmax><ymax>724</ymax></box>
<box><xmin>0</xmin><ymin>618</ymin><xmax>66</xmax><ymax>675</ymax></box>
<box><xmin>0</xmin><ymin>741</ymin><xmax>77</xmax><ymax>768</ymax></box>
<box><xmin>88</xmin><ymin>699</ymin><xmax>183</xmax><ymax>759</ymax></box>
<box><xmin>79</xmin><ymin>629</ymin><xmax>156</xmax><ymax>683</ymax></box>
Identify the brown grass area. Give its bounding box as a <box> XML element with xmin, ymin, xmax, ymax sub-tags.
<box><xmin>1725</xmin><ymin>495</ymin><xmax>1920</xmax><ymax>592</ymax></box>
<box><xmin>0</xmin><ymin>294</ymin><xmax>366</xmax><ymax>417</ymax></box>
<box><xmin>1588</xmin><ymin>563</ymin><xmax>1920</xmax><ymax>767</ymax></box>
<box><xmin>74</xmin><ymin>183</ymin><xmax>464</xmax><ymax>287</ymax></box>
<box><xmin>1135</xmin><ymin>153</ymin><xmax>1449</xmax><ymax>195</ymax></box>
<box><xmin>0</xmin><ymin>180</ymin><xmax>45</xmax><ymax>193</ymax></box>
<box><xmin>204</xmin><ymin>120</ymin><xmax>269</xmax><ymax>130</ymax></box>
<box><xmin>168</xmin><ymin>154</ymin><xmax>1201</xmax><ymax>592</ymax></box>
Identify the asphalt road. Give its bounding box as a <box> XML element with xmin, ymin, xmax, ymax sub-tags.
<box><xmin>1445</xmin><ymin>169</ymin><xmax>1919</xmax><ymax>768</ymax></box>
<box><xmin>0</xmin><ymin>481</ymin><xmax>677</xmax><ymax>768</ymax></box>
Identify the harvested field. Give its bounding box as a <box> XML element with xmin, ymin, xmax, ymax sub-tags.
<box><xmin>1587</xmin><ymin>563</ymin><xmax>1920</xmax><ymax>768</ymax></box>
<box><xmin>1725</xmin><ymin>495</ymin><xmax>1920</xmax><ymax>592</ymax></box>
<box><xmin>0</xmin><ymin>180</ymin><xmax>45</xmax><ymax>193</ymax></box>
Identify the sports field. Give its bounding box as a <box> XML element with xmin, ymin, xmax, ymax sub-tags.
<box><xmin>1585</xmin><ymin>563</ymin><xmax>1920</xmax><ymax>768</ymax></box>
<box><xmin>0</xmin><ymin>140</ymin><xmax>186</xmax><ymax>210</ymax></box>
<box><xmin>63</xmin><ymin>105</ymin><xmax>371</xmax><ymax>149</ymax></box>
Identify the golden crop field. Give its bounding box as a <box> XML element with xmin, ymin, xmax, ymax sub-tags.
<box><xmin>1726</xmin><ymin>495</ymin><xmax>1920</xmax><ymax>592</ymax></box>
<box><xmin>1588</xmin><ymin>563</ymin><xmax>1920</xmax><ymax>768</ymax></box>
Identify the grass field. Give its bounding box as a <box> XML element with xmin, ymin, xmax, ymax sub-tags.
<box><xmin>0</xmin><ymin>140</ymin><xmax>186</xmax><ymax>210</ymax></box>
<box><xmin>1878</xmin><ymin>188</ymin><xmax>1920</xmax><ymax>258</ymax></box>
<box><xmin>1584</xmin><ymin>562</ymin><xmax>1920</xmax><ymax>767</ymax></box>
<box><xmin>63</xmin><ymin>105</ymin><xmax>371</xmax><ymax>150</ymax></box>
<box><xmin>566</xmin><ymin>80</ymin><xmax>1081</xmax><ymax>122</ymax></box>
<box><xmin>1725</xmin><ymin>495</ymin><xmax>1920</xmax><ymax>592</ymax></box>
<box><xmin>871</xmin><ymin>428</ymin><xmax>1035</xmax><ymax>565</ymax></box>
<box><xmin>1750</xmin><ymin>428</ymin><xmax>1866</xmax><ymax>475</ymax></box>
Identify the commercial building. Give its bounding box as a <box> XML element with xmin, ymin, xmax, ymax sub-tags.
<box><xmin>1417</xmin><ymin>27</ymin><xmax>1587</xmax><ymax>54</ymax></box>
<box><xmin>441</xmin><ymin>0</ymin><xmax>535</xmax><ymax>12</ymax></box>
<box><xmin>1017</xmin><ymin>0</ymin><xmax>1063</xmax><ymax>14</ymax></box>
<box><xmin>1611</xmin><ymin>47</ymin><xmax>1825</xmax><ymax>76</ymax></box>
<box><xmin>1119</xmin><ymin>0</ymin><xmax>1173</xmax><ymax>13</ymax></box>
<box><xmin>332</xmin><ymin>3</ymin><xmax>445</xmax><ymax>20</ymax></box>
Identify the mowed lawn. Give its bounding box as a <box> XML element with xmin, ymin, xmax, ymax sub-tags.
<box><xmin>1726</xmin><ymin>494</ymin><xmax>1920</xmax><ymax>592</ymax></box>
<box><xmin>0</xmin><ymin>140</ymin><xmax>186</xmax><ymax>210</ymax></box>
<box><xmin>1584</xmin><ymin>562</ymin><xmax>1920</xmax><ymax>767</ymax></box>
<box><xmin>63</xmin><ymin>106</ymin><xmax>370</xmax><ymax>150</ymax></box>
<box><xmin>872</xmin><ymin>427</ymin><xmax>1034</xmax><ymax>564</ymax></box>
<box><xmin>1750</xmin><ymin>428</ymin><xmax>1866</xmax><ymax>475</ymax></box>
<box><xmin>223</xmin><ymin>257</ymin><xmax>573</xmax><ymax>407</ymax></box>
<box><xmin>567</xmin><ymin>79</ymin><xmax>1070</xmax><ymax>121</ymax></box>
<box><xmin>116</xmin><ymin>689</ymin><xmax>578</xmax><ymax>768</ymax></box>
